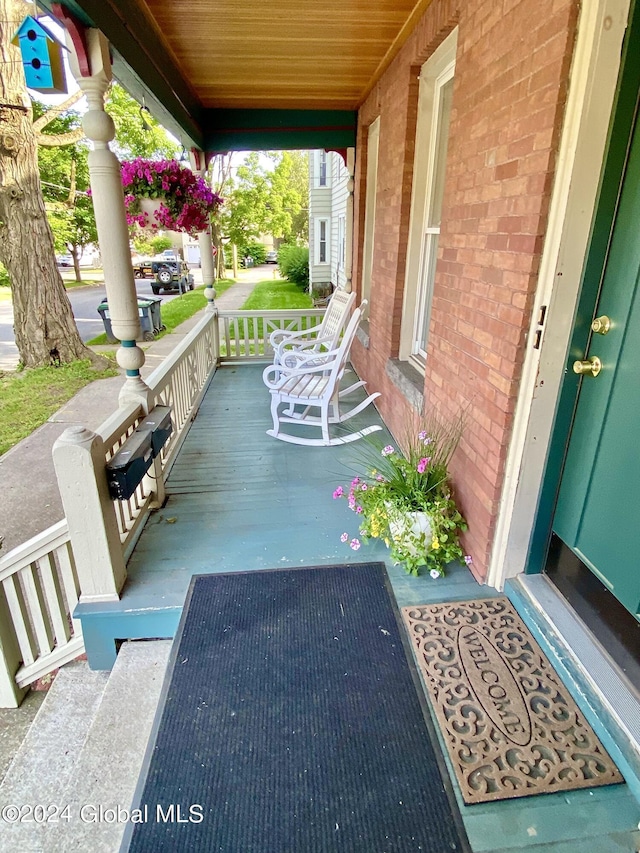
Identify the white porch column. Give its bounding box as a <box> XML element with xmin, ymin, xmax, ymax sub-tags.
<box><xmin>345</xmin><ymin>147</ymin><xmax>355</xmax><ymax>293</ymax></box>
<box><xmin>66</xmin><ymin>30</ymin><xmax>151</xmax><ymax>410</ymax></box>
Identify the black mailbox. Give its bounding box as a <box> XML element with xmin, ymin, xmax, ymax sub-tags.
<box><xmin>136</xmin><ymin>405</ymin><xmax>173</xmax><ymax>457</ymax></box>
<box><xmin>106</xmin><ymin>429</ymin><xmax>154</xmax><ymax>501</ymax></box>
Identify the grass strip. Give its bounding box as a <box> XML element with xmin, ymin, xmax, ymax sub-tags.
<box><xmin>240</xmin><ymin>279</ymin><xmax>312</xmax><ymax>311</ymax></box>
<box><xmin>87</xmin><ymin>280</ymin><xmax>235</xmax><ymax>346</ymax></box>
<box><xmin>0</xmin><ymin>359</ymin><xmax>119</xmax><ymax>456</ymax></box>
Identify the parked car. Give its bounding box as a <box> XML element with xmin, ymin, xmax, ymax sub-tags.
<box><xmin>56</xmin><ymin>254</ymin><xmax>73</xmax><ymax>267</ymax></box>
<box><xmin>151</xmin><ymin>258</ymin><xmax>194</xmax><ymax>294</ymax></box>
<box><xmin>265</xmin><ymin>251</ymin><xmax>278</xmax><ymax>264</ymax></box>
<box><xmin>131</xmin><ymin>256</ymin><xmax>154</xmax><ymax>278</ymax></box>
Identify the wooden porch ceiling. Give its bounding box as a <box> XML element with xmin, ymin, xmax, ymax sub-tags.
<box><xmin>42</xmin><ymin>0</ymin><xmax>434</xmax><ymax>151</ymax></box>
<box><xmin>140</xmin><ymin>0</ymin><xmax>432</xmax><ymax>111</ymax></box>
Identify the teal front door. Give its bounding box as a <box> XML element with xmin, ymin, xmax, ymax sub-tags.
<box><xmin>552</xmin><ymin>106</ymin><xmax>640</xmax><ymax>620</ymax></box>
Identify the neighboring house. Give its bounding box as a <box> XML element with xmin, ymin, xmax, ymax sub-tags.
<box><xmin>308</xmin><ymin>150</ymin><xmax>349</xmax><ymax>295</ymax></box>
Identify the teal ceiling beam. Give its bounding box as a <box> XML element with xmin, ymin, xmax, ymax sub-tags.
<box><xmin>204</xmin><ymin>109</ymin><xmax>357</xmax><ymax>154</ymax></box>
<box><xmin>38</xmin><ymin>0</ymin><xmax>205</xmax><ymax>150</ymax></box>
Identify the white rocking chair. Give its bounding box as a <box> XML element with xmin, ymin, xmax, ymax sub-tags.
<box><xmin>270</xmin><ymin>288</ymin><xmax>356</xmax><ymax>367</ymax></box>
<box><xmin>262</xmin><ymin>305</ymin><xmax>382</xmax><ymax>446</ymax></box>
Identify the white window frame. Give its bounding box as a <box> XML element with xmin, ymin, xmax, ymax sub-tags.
<box><xmin>361</xmin><ymin>117</ymin><xmax>380</xmax><ymax>307</ymax></box>
<box><xmin>316</xmin><ymin>150</ymin><xmax>328</xmax><ymax>187</ymax></box>
<box><xmin>315</xmin><ymin>217</ymin><xmax>330</xmax><ymax>265</ymax></box>
<box><xmin>400</xmin><ymin>29</ymin><xmax>457</xmax><ymax>371</ymax></box>
<box><xmin>338</xmin><ymin>214</ymin><xmax>346</xmax><ymax>272</ymax></box>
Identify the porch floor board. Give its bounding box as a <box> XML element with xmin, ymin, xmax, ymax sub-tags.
<box><xmin>104</xmin><ymin>365</ymin><xmax>639</xmax><ymax>851</ymax></box>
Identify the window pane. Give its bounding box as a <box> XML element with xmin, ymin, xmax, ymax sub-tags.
<box><xmin>319</xmin><ymin>151</ymin><xmax>327</xmax><ymax>186</ymax></box>
<box><xmin>427</xmin><ymin>76</ymin><xmax>454</xmax><ymax>228</ymax></box>
<box><xmin>415</xmin><ymin>232</ymin><xmax>439</xmax><ymax>356</ymax></box>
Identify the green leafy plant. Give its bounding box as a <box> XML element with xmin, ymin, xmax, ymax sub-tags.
<box><xmin>241</xmin><ymin>243</ymin><xmax>267</xmax><ymax>265</ymax></box>
<box><xmin>333</xmin><ymin>415</ymin><xmax>470</xmax><ymax>577</ymax></box>
<box><xmin>278</xmin><ymin>244</ymin><xmax>309</xmax><ymax>289</ymax></box>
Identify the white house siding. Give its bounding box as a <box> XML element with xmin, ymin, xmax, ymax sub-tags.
<box><xmin>308</xmin><ymin>150</ymin><xmax>348</xmax><ymax>292</ymax></box>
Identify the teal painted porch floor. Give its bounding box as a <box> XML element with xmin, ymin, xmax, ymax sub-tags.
<box><xmin>114</xmin><ymin>364</ymin><xmax>639</xmax><ymax>852</ymax></box>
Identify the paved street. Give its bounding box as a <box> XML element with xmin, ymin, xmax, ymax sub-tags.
<box><xmin>0</xmin><ymin>276</ymin><xmax>187</xmax><ymax>372</ymax></box>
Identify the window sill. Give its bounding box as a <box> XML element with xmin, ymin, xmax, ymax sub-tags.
<box><xmin>386</xmin><ymin>359</ymin><xmax>424</xmax><ymax>412</ymax></box>
<box><xmin>356</xmin><ymin>319</ymin><xmax>370</xmax><ymax>349</ymax></box>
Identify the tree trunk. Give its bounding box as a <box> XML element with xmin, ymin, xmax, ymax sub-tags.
<box><xmin>210</xmin><ymin>218</ymin><xmax>226</xmax><ymax>280</ymax></box>
<box><xmin>0</xmin><ymin>0</ymin><xmax>103</xmax><ymax>368</ymax></box>
<box><xmin>71</xmin><ymin>250</ymin><xmax>82</xmax><ymax>283</ymax></box>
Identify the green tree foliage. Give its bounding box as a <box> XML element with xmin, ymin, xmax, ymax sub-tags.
<box><xmin>221</xmin><ymin>152</ymin><xmax>270</xmax><ymax>248</ymax></box>
<box><xmin>34</xmin><ymin>101</ymin><xmax>96</xmax><ymax>280</ymax></box>
<box><xmin>268</xmin><ymin>151</ymin><xmax>308</xmax><ymax>244</ymax></box>
<box><xmin>105</xmin><ymin>83</ymin><xmax>179</xmax><ymax>161</ymax></box>
<box><xmin>219</xmin><ymin>151</ymin><xmax>309</xmax><ymax>255</ymax></box>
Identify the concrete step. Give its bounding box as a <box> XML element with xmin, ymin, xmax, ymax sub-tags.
<box><xmin>0</xmin><ymin>661</ymin><xmax>110</xmax><ymax>852</ymax></box>
<box><xmin>0</xmin><ymin>640</ymin><xmax>171</xmax><ymax>853</ymax></box>
<box><xmin>44</xmin><ymin>639</ymin><xmax>171</xmax><ymax>853</ymax></box>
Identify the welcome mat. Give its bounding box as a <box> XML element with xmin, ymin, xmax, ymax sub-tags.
<box><xmin>402</xmin><ymin>597</ymin><xmax>623</xmax><ymax>804</ymax></box>
<box><xmin>123</xmin><ymin>563</ymin><xmax>470</xmax><ymax>852</ymax></box>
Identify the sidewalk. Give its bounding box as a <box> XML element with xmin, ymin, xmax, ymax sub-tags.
<box><xmin>0</xmin><ymin>271</ymin><xmax>265</xmax><ymax>554</ymax></box>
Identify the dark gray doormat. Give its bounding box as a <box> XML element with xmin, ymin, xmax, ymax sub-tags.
<box><xmin>402</xmin><ymin>597</ymin><xmax>624</xmax><ymax>804</ymax></box>
<box><xmin>122</xmin><ymin>563</ymin><xmax>471</xmax><ymax>852</ymax></box>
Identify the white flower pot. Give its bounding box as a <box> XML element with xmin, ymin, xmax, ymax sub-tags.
<box><xmin>387</xmin><ymin>508</ymin><xmax>432</xmax><ymax>561</ymax></box>
<box><xmin>139</xmin><ymin>197</ymin><xmax>164</xmax><ymax>225</ymax></box>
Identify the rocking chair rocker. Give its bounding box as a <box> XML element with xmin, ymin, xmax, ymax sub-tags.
<box><xmin>262</xmin><ymin>305</ymin><xmax>381</xmax><ymax>446</ymax></box>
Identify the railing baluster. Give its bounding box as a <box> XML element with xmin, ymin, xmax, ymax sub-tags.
<box><xmin>19</xmin><ymin>565</ymin><xmax>54</xmax><ymax>657</ymax></box>
<box><xmin>57</xmin><ymin>542</ymin><xmax>82</xmax><ymax>634</ymax></box>
<box><xmin>2</xmin><ymin>575</ymin><xmax>38</xmax><ymax>666</ymax></box>
<box><xmin>37</xmin><ymin>553</ymin><xmax>70</xmax><ymax>646</ymax></box>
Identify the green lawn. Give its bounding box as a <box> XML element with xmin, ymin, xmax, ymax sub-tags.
<box><xmin>1</xmin><ymin>277</ymin><xmax>310</xmax><ymax>455</ymax></box>
<box><xmin>0</xmin><ymin>359</ymin><xmax>119</xmax><ymax>457</ymax></box>
<box><xmin>87</xmin><ymin>280</ymin><xmax>235</xmax><ymax>345</ymax></box>
<box><xmin>240</xmin><ymin>279</ymin><xmax>312</xmax><ymax>311</ymax></box>
<box><xmin>61</xmin><ymin>270</ymin><xmax>105</xmax><ymax>288</ymax></box>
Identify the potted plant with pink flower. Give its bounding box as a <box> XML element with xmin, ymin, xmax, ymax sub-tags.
<box><xmin>121</xmin><ymin>158</ymin><xmax>223</xmax><ymax>236</ymax></box>
<box><xmin>333</xmin><ymin>415</ymin><xmax>469</xmax><ymax>577</ymax></box>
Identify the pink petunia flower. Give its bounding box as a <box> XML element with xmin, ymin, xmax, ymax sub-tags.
<box><xmin>333</xmin><ymin>486</ymin><xmax>344</xmax><ymax>499</ymax></box>
<box><xmin>417</xmin><ymin>457</ymin><xmax>431</xmax><ymax>474</ymax></box>
<box><xmin>350</xmin><ymin>538</ymin><xmax>361</xmax><ymax>550</ymax></box>
<box><xmin>381</xmin><ymin>445</ymin><xmax>394</xmax><ymax>456</ymax></box>
<box><xmin>340</xmin><ymin>532</ymin><xmax>349</xmax><ymax>543</ymax></box>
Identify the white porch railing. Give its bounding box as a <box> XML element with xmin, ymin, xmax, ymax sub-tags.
<box><xmin>218</xmin><ymin>308</ymin><xmax>324</xmax><ymax>361</ymax></box>
<box><xmin>0</xmin><ymin>306</ymin><xmax>323</xmax><ymax>705</ymax></box>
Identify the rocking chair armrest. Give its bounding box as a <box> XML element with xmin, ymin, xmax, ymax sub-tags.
<box><xmin>262</xmin><ymin>349</ymin><xmax>343</xmax><ymax>389</ymax></box>
<box><xmin>275</xmin><ymin>333</ymin><xmax>334</xmax><ymax>360</ymax></box>
<box><xmin>269</xmin><ymin>322</ymin><xmax>323</xmax><ymax>347</ymax></box>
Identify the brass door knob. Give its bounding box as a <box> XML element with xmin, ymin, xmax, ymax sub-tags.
<box><xmin>573</xmin><ymin>356</ymin><xmax>602</xmax><ymax>377</ymax></box>
<box><xmin>591</xmin><ymin>315</ymin><xmax>611</xmax><ymax>335</ymax></box>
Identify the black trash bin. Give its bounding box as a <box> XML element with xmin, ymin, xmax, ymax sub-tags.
<box><xmin>97</xmin><ymin>300</ymin><xmax>116</xmax><ymax>343</ymax></box>
<box><xmin>146</xmin><ymin>295</ymin><xmax>164</xmax><ymax>334</ymax></box>
<box><xmin>97</xmin><ymin>298</ymin><xmax>163</xmax><ymax>342</ymax></box>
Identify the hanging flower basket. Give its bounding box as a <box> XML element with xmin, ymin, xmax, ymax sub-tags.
<box><xmin>121</xmin><ymin>158</ymin><xmax>223</xmax><ymax>236</ymax></box>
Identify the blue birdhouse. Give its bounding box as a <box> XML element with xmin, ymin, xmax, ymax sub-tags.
<box><xmin>12</xmin><ymin>16</ymin><xmax>67</xmax><ymax>94</ymax></box>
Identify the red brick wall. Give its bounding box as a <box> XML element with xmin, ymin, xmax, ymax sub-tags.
<box><xmin>351</xmin><ymin>0</ymin><xmax>578</xmax><ymax>581</ymax></box>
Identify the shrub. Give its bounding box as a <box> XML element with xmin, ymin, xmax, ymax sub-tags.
<box><xmin>0</xmin><ymin>263</ymin><xmax>11</xmax><ymax>288</ymax></box>
<box><xmin>278</xmin><ymin>245</ymin><xmax>309</xmax><ymax>289</ymax></box>
<box><xmin>241</xmin><ymin>243</ymin><xmax>267</xmax><ymax>266</ymax></box>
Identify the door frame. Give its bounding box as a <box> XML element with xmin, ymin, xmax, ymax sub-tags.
<box><xmin>487</xmin><ymin>0</ymin><xmax>637</xmax><ymax>589</ymax></box>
